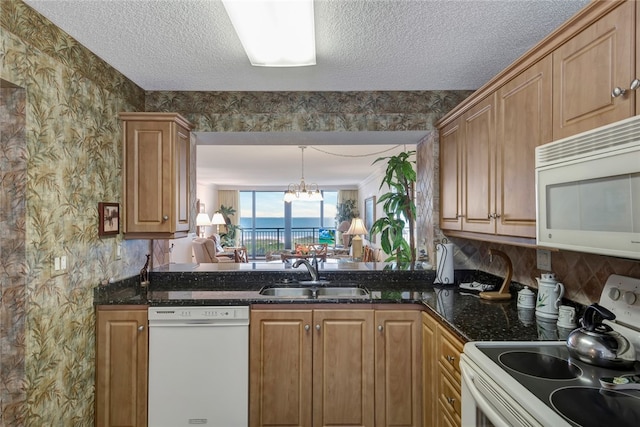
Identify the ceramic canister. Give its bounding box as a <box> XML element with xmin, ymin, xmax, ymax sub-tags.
<box><xmin>517</xmin><ymin>286</ymin><xmax>536</xmax><ymax>309</ymax></box>
<box><xmin>535</xmin><ymin>273</ymin><xmax>565</xmax><ymax>319</ymax></box>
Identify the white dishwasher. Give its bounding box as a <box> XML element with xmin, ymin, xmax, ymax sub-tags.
<box><xmin>148</xmin><ymin>306</ymin><xmax>249</xmax><ymax>427</ymax></box>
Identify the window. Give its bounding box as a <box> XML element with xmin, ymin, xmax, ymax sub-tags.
<box><xmin>239</xmin><ymin>191</ymin><xmax>337</xmax><ymax>257</ymax></box>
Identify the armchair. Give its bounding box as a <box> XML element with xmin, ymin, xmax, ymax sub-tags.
<box><xmin>192</xmin><ymin>238</ymin><xmax>234</xmax><ymax>263</ymax></box>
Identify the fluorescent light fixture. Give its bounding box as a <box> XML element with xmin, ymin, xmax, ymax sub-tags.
<box><xmin>222</xmin><ymin>0</ymin><xmax>316</xmax><ymax>67</ymax></box>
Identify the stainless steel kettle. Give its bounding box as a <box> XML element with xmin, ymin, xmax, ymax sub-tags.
<box><xmin>566</xmin><ymin>303</ymin><xmax>636</xmax><ymax>369</ymax></box>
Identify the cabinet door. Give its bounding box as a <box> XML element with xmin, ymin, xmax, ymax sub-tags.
<box><xmin>313</xmin><ymin>309</ymin><xmax>375</xmax><ymax>427</ymax></box>
<box><xmin>249</xmin><ymin>309</ymin><xmax>313</xmax><ymax>427</ymax></box>
<box><xmin>496</xmin><ymin>56</ymin><xmax>553</xmax><ymax>238</ymax></box>
<box><xmin>174</xmin><ymin>124</ymin><xmax>191</xmax><ymax>233</ymax></box>
<box><xmin>121</xmin><ymin>113</ymin><xmax>192</xmax><ymax>239</ymax></box>
<box><xmin>422</xmin><ymin>313</ymin><xmax>438</xmax><ymax>427</ymax></box>
<box><xmin>123</xmin><ymin>119</ymin><xmax>173</xmax><ymax>234</ymax></box>
<box><xmin>461</xmin><ymin>95</ymin><xmax>496</xmax><ymax>234</ymax></box>
<box><xmin>553</xmin><ymin>1</ymin><xmax>635</xmax><ymax>139</ymax></box>
<box><xmin>374</xmin><ymin>310</ymin><xmax>422</xmax><ymax>427</ymax></box>
<box><xmin>439</xmin><ymin>120</ymin><xmax>463</xmax><ymax>231</ymax></box>
<box><xmin>95</xmin><ymin>307</ymin><xmax>148</xmax><ymax>427</ymax></box>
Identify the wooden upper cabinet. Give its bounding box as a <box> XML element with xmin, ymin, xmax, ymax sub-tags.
<box><xmin>496</xmin><ymin>56</ymin><xmax>553</xmax><ymax>238</ymax></box>
<box><xmin>439</xmin><ymin>120</ymin><xmax>463</xmax><ymax>231</ymax></box>
<box><xmin>461</xmin><ymin>95</ymin><xmax>496</xmax><ymax>234</ymax></box>
<box><xmin>553</xmin><ymin>1</ymin><xmax>635</xmax><ymax>139</ymax></box>
<box><xmin>120</xmin><ymin>112</ymin><xmax>193</xmax><ymax>239</ymax></box>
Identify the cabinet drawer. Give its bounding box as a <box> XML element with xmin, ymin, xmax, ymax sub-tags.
<box><xmin>438</xmin><ymin>370</ymin><xmax>461</xmax><ymax>419</ymax></box>
<box><xmin>437</xmin><ymin>327</ymin><xmax>463</xmax><ymax>380</ymax></box>
<box><xmin>437</xmin><ymin>398</ymin><xmax>460</xmax><ymax>427</ymax></box>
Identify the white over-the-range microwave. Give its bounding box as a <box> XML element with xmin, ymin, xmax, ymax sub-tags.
<box><xmin>536</xmin><ymin>115</ymin><xmax>640</xmax><ymax>260</ymax></box>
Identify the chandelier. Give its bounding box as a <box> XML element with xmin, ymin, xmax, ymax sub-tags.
<box><xmin>284</xmin><ymin>146</ymin><xmax>323</xmax><ymax>202</ymax></box>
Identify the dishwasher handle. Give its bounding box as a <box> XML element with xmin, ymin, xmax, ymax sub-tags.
<box><xmin>149</xmin><ymin>320</ymin><xmax>249</xmax><ymax>327</ymax></box>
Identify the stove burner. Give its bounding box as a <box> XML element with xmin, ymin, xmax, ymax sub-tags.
<box><xmin>551</xmin><ymin>387</ymin><xmax>640</xmax><ymax>427</ymax></box>
<box><xmin>499</xmin><ymin>351</ymin><xmax>582</xmax><ymax>380</ymax></box>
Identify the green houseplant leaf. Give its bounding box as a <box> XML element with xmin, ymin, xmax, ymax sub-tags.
<box><xmin>370</xmin><ymin>151</ymin><xmax>417</xmax><ymax>265</ymax></box>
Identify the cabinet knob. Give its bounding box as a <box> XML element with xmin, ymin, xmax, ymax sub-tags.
<box><xmin>631</xmin><ymin>79</ymin><xmax>640</xmax><ymax>91</ymax></box>
<box><xmin>378</xmin><ymin>325</ymin><xmax>383</xmax><ymax>332</ymax></box>
<box><xmin>304</xmin><ymin>324</ymin><xmax>310</xmax><ymax>331</ymax></box>
<box><xmin>162</xmin><ymin>215</ymin><xmax>169</xmax><ymax>221</ymax></box>
<box><xmin>316</xmin><ymin>324</ymin><xmax>321</xmax><ymax>331</ymax></box>
<box><xmin>446</xmin><ymin>355</ymin><xmax>456</xmax><ymax>363</ymax></box>
<box><xmin>447</xmin><ymin>396</ymin><xmax>456</xmax><ymax>405</ymax></box>
<box><xmin>612</xmin><ymin>87</ymin><xmax>626</xmax><ymax>98</ymax></box>
<box><xmin>138</xmin><ymin>325</ymin><xmax>145</xmax><ymax>332</ymax></box>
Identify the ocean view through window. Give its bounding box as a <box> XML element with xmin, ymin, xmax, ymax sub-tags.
<box><xmin>239</xmin><ymin>191</ymin><xmax>337</xmax><ymax>258</ymax></box>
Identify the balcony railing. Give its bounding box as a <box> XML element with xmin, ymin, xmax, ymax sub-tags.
<box><xmin>238</xmin><ymin>227</ymin><xmax>335</xmax><ymax>259</ymax></box>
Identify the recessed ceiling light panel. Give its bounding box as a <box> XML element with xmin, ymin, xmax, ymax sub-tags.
<box><xmin>222</xmin><ymin>0</ymin><xmax>316</xmax><ymax>67</ymax></box>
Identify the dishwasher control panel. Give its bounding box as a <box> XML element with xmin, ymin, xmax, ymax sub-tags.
<box><xmin>148</xmin><ymin>306</ymin><xmax>250</xmax><ymax>323</ymax></box>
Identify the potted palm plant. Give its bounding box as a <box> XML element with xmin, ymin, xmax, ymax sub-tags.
<box><xmin>218</xmin><ymin>204</ymin><xmax>240</xmax><ymax>247</ymax></box>
<box><xmin>369</xmin><ymin>151</ymin><xmax>417</xmax><ymax>265</ymax></box>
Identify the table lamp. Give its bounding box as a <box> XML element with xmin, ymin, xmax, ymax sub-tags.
<box><xmin>347</xmin><ymin>218</ymin><xmax>368</xmax><ymax>260</ymax></box>
<box><xmin>211</xmin><ymin>212</ymin><xmax>226</xmax><ymax>234</ymax></box>
<box><xmin>196</xmin><ymin>210</ymin><xmax>211</xmax><ymax>238</ymax></box>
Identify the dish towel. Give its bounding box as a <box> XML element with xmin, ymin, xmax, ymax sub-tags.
<box><xmin>459</xmin><ymin>281</ymin><xmax>495</xmax><ymax>292</ymax></box>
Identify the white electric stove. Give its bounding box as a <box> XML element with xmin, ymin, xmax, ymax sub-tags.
<box><xmin>461</xmin><ymin>274</ymin><xmax>640</xmax><ymax>427</ymax></box>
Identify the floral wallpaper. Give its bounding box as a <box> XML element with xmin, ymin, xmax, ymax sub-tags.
<box><xmin>1</xmin><ymin>83</ymin><xmax>27</xmax><ymax>425</ymax></box>
<box><xmin>146</xmin><ymin>90</ymin><xmax>471</xmax><ymax>133</ymax></box>
<box><xmin>1</xmin><ymin>0</ymin><xmax>149</xmax><ymax>425</ymax></box>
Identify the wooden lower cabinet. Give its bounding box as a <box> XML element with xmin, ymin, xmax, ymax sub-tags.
<box><xmin>422</xmin><ymin>311</ymin><xmax>465</xmax><ymax>427</ymax></box>
<box><xmin>421</xmin><ymin>312</ymin><xmax>437</xmax><ymax>427</ymax></box>
<box><xmin>374</xmin><ymin>310</ymin><xmax>422</xmax><ymax>427</ymax></box>
<box><xmin>250</xmin><ymin>307</ymin><xmax>422</xmax><ymax>427</ymax></box>
<box><xmin>95</xmin><ymin>306</ymin><xmax>148</xmax><ymax>427</ymax></box>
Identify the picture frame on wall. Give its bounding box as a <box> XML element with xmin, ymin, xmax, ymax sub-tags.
<box><xmin>98</xmin><ymin>202</ymin><xmax>120</xmax><ymax>237</ymax></box>
<box><xmin>364</xmin><ymin>196</ymin><xmax>376</xmax><ymax>243</ymax></box>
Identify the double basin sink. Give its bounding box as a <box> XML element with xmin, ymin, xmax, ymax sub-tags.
<box><xmin>259</xmin><ymin>281</ymin><xmax>370</xmax><ymax>299</ymax></box>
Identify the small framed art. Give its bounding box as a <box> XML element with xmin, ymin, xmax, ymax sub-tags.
<box><xmin>99</xmin><ymin>202</ymin><xmax>120</xmax><ymax>237</ymax></box>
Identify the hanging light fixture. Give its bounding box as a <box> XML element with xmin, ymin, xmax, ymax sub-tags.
<box><xmin>284</xmin><ymin>146</ymin><xmax>323</xmax><ymax>202</ymax></box>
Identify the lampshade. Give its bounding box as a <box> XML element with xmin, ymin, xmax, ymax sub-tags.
<box><xmin>211</xmin><ymin>212</ymin><xmax>226</xmax><ymax>225</ymax></box>
<box><xmin>347</xmin><ymin>218</ymin><xmax>368</xmax><ymax>236</ymax></box>
<box><xmin>196</xmin><ymin>212</ymin><xmax>212</xmax><ymax>227</ymax></box>
<box><xmin>222</xmin><ymin>0</ymin><xmax>316</xmax><ymax>67</ymax></box>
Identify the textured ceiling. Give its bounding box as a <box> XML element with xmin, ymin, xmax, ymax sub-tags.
<box><xmin>23</xmin><ymin>0</ymin><xmax>590</xmax><ymax>188</ymax></box>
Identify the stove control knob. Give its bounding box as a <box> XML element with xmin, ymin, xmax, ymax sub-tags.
<box><xmin>609</xmin><ymin>287</ymin><xmax>621</xmax><ymax>301</ymax></box>
<box><xmin>623</xmin><ymin>291</ymin><xmax>637</xmax><ymax>305</ymax></box>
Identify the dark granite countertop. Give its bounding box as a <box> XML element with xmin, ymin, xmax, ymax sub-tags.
<box><xmin>93</xmin><ymin>264</ymin><xmax>567</xmax><ymax>343</ymax></box>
